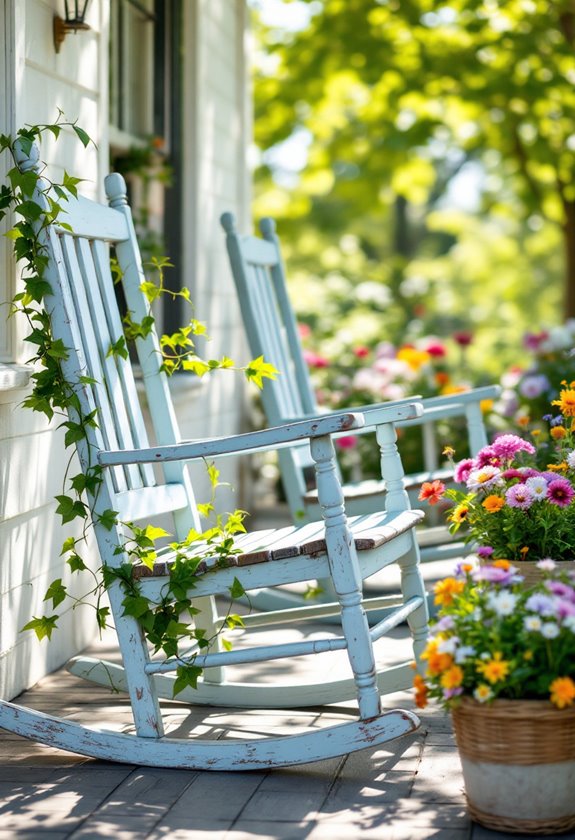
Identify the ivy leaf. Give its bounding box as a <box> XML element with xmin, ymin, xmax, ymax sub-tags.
<box><xmin>221</xmin><ymin>638</ymin><xmax>233</xmax><ymax>652</ymax></box>
<box><xmin>67</xmin><ymin>553</ymin><xmax>87</xmax><ymax>573</ymax></box>
<box><xmin>122</xmin><ymin>594</ymin><xmax>152</xmax><ymax>619</ymax></box>
<box><xmin>244</xmin><ymin>356</ymin><xmax>279</xmax><ymax>389</ymax></box>
<box><xmin>21</xmin><ymin>615</ymin><xmax>59</xmax><ymax>641</ymax></box>
<box><xmin>107</xmin><ymin>336</ymin><xmax>128</xmax><ymax>360</ymax></box>
<box><xmin>97</xmin><ymin>509</ymin><xmax>118</xmax><ymax>531</ymax></box>
<box><xmin>96</xmin><ymin>606</ymin><xmax>110</xmax><ymax>631</ymax></box>
<box><xmin>72</xmin><ymin>125</ymin><xmax>91</xmax><ymax>147</ymax></box>
<box><xmin>43</xmin><ymin>579</ymin><xmax>67</xmax><ymax>608</ymax></box>
<box><xmin>226</xmin><ymin>613</ymin><xmax>245</xmax><ymax>629</ymax></box>
<box><xmin>173</xmin><ymin>664</ymin><xmax>203</xmax><ymax>697</ymax></box>
<box><xmin>55</xmin><ymin>495</ymin><xmax>87</xmax><ymax>523</ymax></box>
<box><xmin>229</xmin><ymin>577</ymin><xmax>246</xmax><ymax>599</ymax></box>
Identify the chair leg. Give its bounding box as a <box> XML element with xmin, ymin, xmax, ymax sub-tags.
<box><xmin>310</xmin><ymin>435</ymin><xmax>381</xmax><ymax>721</ymax></box>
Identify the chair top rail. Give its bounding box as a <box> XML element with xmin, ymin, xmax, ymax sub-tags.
<box><xmin>58</xmin><ymin>194</ymin><xmax>131</xmax><ymax>242</ymax></box>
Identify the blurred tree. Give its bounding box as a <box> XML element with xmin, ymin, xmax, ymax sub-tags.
<box><xmin>253</xmin><ymin>0</ymin><xmax>575</xmax><ymax>317</ymax></box>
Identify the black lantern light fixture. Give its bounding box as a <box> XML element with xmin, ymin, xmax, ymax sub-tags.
<box><xmin>54</xmin><ymin>1</ymin><xmax>92</xmax><ymax>54</ymax></box>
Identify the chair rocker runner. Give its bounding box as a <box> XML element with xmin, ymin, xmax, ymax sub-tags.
<box><xmin>220</xmin><ymin>212</ymin><xmax>500</xmax><ymax>613</ymax></box>
<box><xmin>0</xmin><ymin>141</ymin><xmax>428</xmax><ymax>770</ymax></box>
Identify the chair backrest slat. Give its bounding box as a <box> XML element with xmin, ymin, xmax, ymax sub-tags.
<box><xmin>60</xmin><ymin>233</ymin><xmax>142</xmax><ymax>492</ymax></box>
<box><xmin>90</xmin><ymin>238</ymin><xmax>156</xmax><ymax>487</ymax></box>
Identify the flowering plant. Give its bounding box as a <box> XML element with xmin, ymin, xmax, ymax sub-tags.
<box><xmin>419</xmin><ymin>385</ymin><xmax>575</xmax><ymax>563</ymax></box>
<box><xmin>414</xmin><ymin>559</ymin><xmax>575</xmax><ymax>711</ymax></box>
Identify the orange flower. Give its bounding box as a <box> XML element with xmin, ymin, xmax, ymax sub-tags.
<box><xmin>550</xmin><ymin>676</ymin><xmax>575</xmax><ymax>709</ymax></box>
<box><xmin>418</xmin><ymin>480</ymin><xmax>446</xmax><ymax>506</ymax></box>
<box><xmin>482</xmin><ymin>495</ymin><xmax>504</xmax><ymax>513</ymax></box>
<box><xmin>413</xmin><ymin>673</ymin><xmax>429</xmax><ymax>709</ymax></box>
<box><xmin>492</xmin><ymin>559</ymin><xmax>511</xmax><ymax>569</ymax></box>
<box><xmin>550</xmin><ymin>426</ymin><xmax>567</xmax><ymax>440</ymax></box>
<box><xmin>435</xmin><ymin>371</ymin><xmax>450</xmax><ymax>387</ymax></box>
<box><xmin>552</xmin><ymin>388</ymin><xmax>575</xmax><ymax>417</ymax></box>
<box><xmin>547</xmin><ymin>462</ymin><xmax>568</xmax><ymax>473</ymax></box>
<box><xmin>519</xmin><ymin>546</ymin><xmax>530</xmax><ymax>559</ymax></box>
<box><xmin>517</xmin><ymin>415</ymin><xmax>530</xmax><ymax>427</ymax></box>
<box><xmin>440</xmin><ymin>665</ymin><xmax>464</xmax><ymax>690</ymax></box>
<box><xmin>433</xmin><ymin>577</ymin><xmax>465</xmax><ymax>607</ymax></box>
<box><xmin>480</xmin><ymin>399</ymin><xmax>493</xmax><ymax>413</ymax></box>
<box><xmin>421</xmin><ymin>639</ymin><xmax>454</xmax><ymax>676</ymax></box>
<box><xmin>476</xmin><ymin>652</ymin><xmax>511</xmax><ymax>685</ymax></box>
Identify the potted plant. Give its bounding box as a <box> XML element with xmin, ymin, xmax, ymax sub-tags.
<box><xmin>413</xmin><ymin>559</ymin><xmax>575</xmax><ymax>833</ymax></box>
<box><xmin>420</xmin><ymin>384</ymin><xmax>575</xmax><ymax>577</ymax></box>
<box><xmin>415</xmin><ymin>389</ymin><xmax>575</xmax><ymax>833</ymax></box>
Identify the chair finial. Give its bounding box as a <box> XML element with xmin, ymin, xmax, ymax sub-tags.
<box><xmin>105</xmin><ymin>173</ymin><xmax>128</xmax><ymax>208</ymax></box>
<box><xmin>220</xmin><ymin>212</ymin><xmax>236</xmax><ymax>234</ymax></box>
<box><xmin>259</xmin><ymin>217</ymin><xmax>276</xmax><ymax>238</ymax></box>
<box><xmin>12</xmin><ymin>139</ymin><xmax>41</xmax><ymax>173</ymax></box>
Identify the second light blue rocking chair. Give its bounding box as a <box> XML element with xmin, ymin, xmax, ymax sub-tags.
<box><xmin>221</xmin><ymin>213</ymin><xmax>500</xmax><ymax>611</ymax></box>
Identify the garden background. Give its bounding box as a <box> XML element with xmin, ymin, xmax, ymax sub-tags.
<box><xmin>249</xmin><ymin>0</ymin><xmax>575</xmax><ymax>480</ymax></box>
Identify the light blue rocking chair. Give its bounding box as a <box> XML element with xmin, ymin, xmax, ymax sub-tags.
<box><xmin>0</xmin><ymin>141</ymin><xmax>429</xmax><ymax>770</ymax></box>
<box><xmin>221</xmin><ymin>213</ymin><xmax>500</xmax><ymax>611</ymax></box>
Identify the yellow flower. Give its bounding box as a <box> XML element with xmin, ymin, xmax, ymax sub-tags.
<box><xmin>397</xmin><ymin>347</ymin><xmax>430</xmax><ymax>371</ymax></box>
<box><xmin>519</xmin><ymin>546</ymin><xmax>529</xmax><ymax>559</ymax></box>
<box><xmin>476</xmin><ymin>652</ymin><xmax>511</xmax><ymax>685</ymax></box>
<box><xmin>547</xmin><ymin>462</ymin><xmax>568</xmax><ymax>473</ymax></box>
<box><xmin>433</xmin><ymin>577</ymin><xmax>465</xmax><ymax>607</ymax></box>
<box><xmin>492</xmin><ymin>559</ymin><xmax>511</xmax><ymax>569</ymax></box>
<box><xmin>482</xmin><ymin>495</ymin><xmax>504</xmax><ymax>513</ymax></box>
<box><xmin>440</xmin><ymin>665</ymin><xmax>464</xmax><ymax>689</ymax></box>
<box><xmin>450</xmin><ymin>504</ymin><xmax>469</xmax><ymax>525</ymax></box>
<box><xmin>550</xmin><ymin>676</ymin><xmax>575</xmax><ymax>709</ymax></box>
<box><xmin>480</xmin><ymin>399</ymin><xmax>493</xmax><ymax>413</ymax></box>
<box><xmin>550</xmin><ymin>426</ymin><xmax>567</xmax><ymax>440</ymax></box>
<box><xmin>552</xmin><ymin>388</ymin><xmax>575</xmax><ymax>417</ymax></box>
<box><xmin>442</xmin><ymin>446</ymin><xmax>455</xmax><ymax>458</ymax></box>
<box><xmin>421</xmin><ymin>639</ymin><xmax>454</xmax><ymax>676</ymax></box>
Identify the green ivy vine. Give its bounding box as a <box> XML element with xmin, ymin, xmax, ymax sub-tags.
<box><xmin>1</xmin><ymin>113</ymin><xmax>278</xmax><ymax>695</ymax></box>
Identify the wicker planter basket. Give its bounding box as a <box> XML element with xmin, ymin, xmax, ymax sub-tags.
<box><xmin>452</xmin><ymin>697</ymin><xmax>575</xmax><ymax>834</ymax></box>
<box><xmin>514</xmin><ymin>560</ymin><xmax>574</xmax><ymax>587</ymax></box>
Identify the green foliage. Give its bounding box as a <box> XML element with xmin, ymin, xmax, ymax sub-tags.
<box><xmin>252</xmin><ymin>0</ymin><xmax>573</xmax><ymax>377</ymax></box>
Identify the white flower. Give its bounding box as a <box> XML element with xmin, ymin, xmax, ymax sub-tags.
<box><xmin>523</xmin><ymin>615</ymin><xmax>542</xmax><ymax>632</ymax></box>
<box><xmin>473</xmin><ymin>685</ymin><xmax>494</xmax><ymax>703</ymax></box>
<box><xmin>536</xmin><ymin>558</ymin><xmax>556</xmax><ymax>571</ymax></box>
<box><xmin>455</xmin><ymin>645</ymin><xmax>476</xmax><ymax>664</ymax></box>
<box><xmin>467</xmin><ymin>466</ymin><xmax>504</xmax><ymax>493</ymax></box>
<box><xmin>525</xmin><ymin>476</ymin><xmax>549</xmax><ymax>501</ymax></box>
<box><xmin>567</xmin><ymin>450</ymin><xmax>575</xmax><ymax>470</ymax></box>
<box><xmin>487</xmin><ymin>590</ymin><xmax>519</xmax><ymax>617</ymax></box>
<box><xmin>541</xmin><ymin>623</ymin><xmax>560</xmax><ymax>639</ymax></box>
<box><xmin>437</xmin><ymin>636</ymin><xmax>459</xmax><ymax>655</ymax></box>
<box><xmin>563</xmin><ymin>616</ymin><xmax>575</xmax><ymax>633</ymax></box>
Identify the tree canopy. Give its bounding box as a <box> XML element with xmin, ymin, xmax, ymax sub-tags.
<box><xmin>252</xmin><ymin>0</ymin><xmax>575</xmax><ymax>362</ymax></box>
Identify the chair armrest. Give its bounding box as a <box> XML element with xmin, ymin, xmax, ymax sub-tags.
<box><xmin>98</xmin><ymin>402</ymin><xmax>423</xmax><ymax>467</ymax></box>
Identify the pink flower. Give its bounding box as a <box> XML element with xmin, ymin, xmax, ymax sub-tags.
<box><xmin>353</xmin><ymin>346</ymin><xmax>370</xmax><ymax>358</ymax></box>
<box><xmin>490</xmin><ymin>434</ymin><xmax>536</xmax><ymax>461</ymax></box>
<box><xmin>298</xmin><ymin>323</ymin><xmax>311</xmax><ymax>339</ymax></box>
<box><xmin>547</xmin><ymin>478</ymin><xmax>575</xmax><ymax>508</ymax></box>
<box><xmin>336</xmin><ymin>435</ymin><xmax>358</xmax><ymax>450</ymax></box>
<box><xmin>523</xmin><ymin>330</ymin><xmax>549</xmax><ymax>351</ymax></box>
<box><xmin>454</xmin><ymin>458</ymin><xmax>474</xmax><ymax>484</ymax></box>
<box><xmin>303</xmin><ymin>350</ymin><xmax>330</xmax><ymax>369</ymax></box>
<box><xmin>425</xmin><ymin>341</ymin><xmax>447</xmax><ymax>358</ymax></box>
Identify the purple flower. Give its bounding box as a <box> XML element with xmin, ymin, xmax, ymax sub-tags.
<box><xmin>443</xmin><ymin>687</ymin><xmax>464</xmax><ymax>700</ymax></box>
<box><xmin>545</xmin><ymin>580</ymin><xmax>575</xmax><ymax>601</ymax></box>
<box><xmin>519</xmin><ymin>374</ymin><xmax>550</xmax><ymax>399</ymax></box>
<box><xmin>433</xmin><ymin>615</ymin><xmax>456</xmax><ymax>633</ymax></box>
<box><xmin>557</xmin><ymin>600</ymin><xmax>575</xmax><ymax>619</ymax></box>
<box><xmin>502</xmin><ymin>468</ymin><xmax>526</xmax><ymax>482</ymax></box>
<box><xmin>473</xmin><ymin>564</ymin><xmax>518</xmax><ymax>585</ymax></box>
<box><xmin>547</xmin><ymin>478</ymin><xmax>575</xmax><ymax>508</ymax></box>
<box><xmin>506</xmin><ymin>484</ymin><xmax>535</xmax><ymax>509</ymax></box>
<box><xmin>477</xmin><ymin>546</ymin><xmax>494</xmax><ymax>558</ymax></box>
<box><xmin>525</xmin><ymin>593</ymin><xmax>556</xmax><ymax>616</ymax></box>
<box><xmin>475</xmin><ymin>446</ymin><xmax>500</xmax><ymax>468</ymax></box>
<box><xmin>454</xmin><ymin>458</ymin><xmax>474</xmax><ymax>484</ymax></box>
